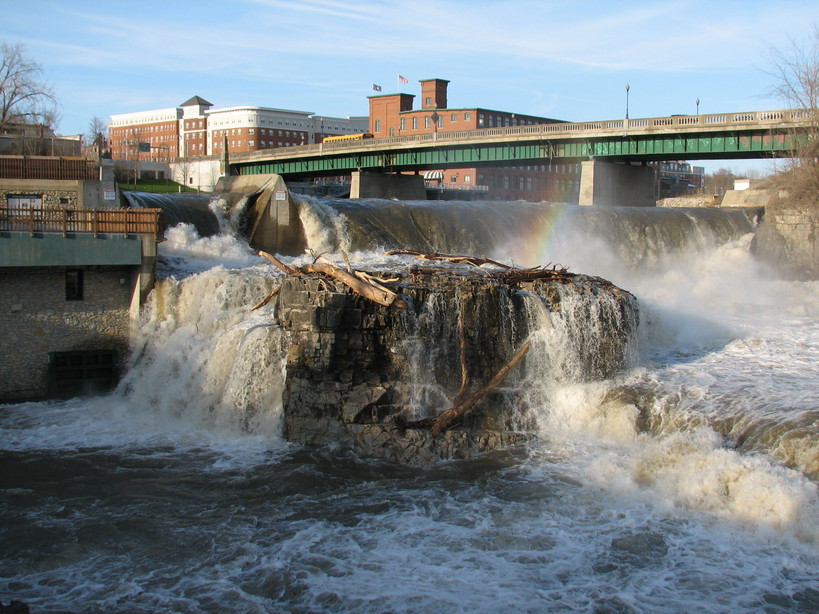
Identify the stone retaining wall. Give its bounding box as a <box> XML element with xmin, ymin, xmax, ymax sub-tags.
<box><xmin>752</xmin><ymin>205</ymin><xmax>819</xmax><ymax>279</ymax></box>
<box><xmin>0</xmin><ymin>267</ymin><xmax>133</xmax><ymax>400</ymax></box>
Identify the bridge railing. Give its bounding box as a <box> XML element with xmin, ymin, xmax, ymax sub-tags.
<box><xmin>237</xmin><ymin>108</ymin><xmax>810</xmax><ymax>163</ymax></box>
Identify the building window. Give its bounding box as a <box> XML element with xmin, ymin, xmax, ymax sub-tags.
<box><xmin>464</xmin><ymin>174</ymin><xmax>471</xmax><ymax>184</ymax></box>
<box><xmin>451</xmin><ymin>113</ymin><xmax>457</xmax><ymax>122</ymax></box>
<box><xmin>412</xmin><ymin>117</ymin><xmax>418</xmax><ymax>130</ymax></box>
<box><xmin>7</xmin><ymin>193</ymin><xmax>43</xmax><ymax>217</ymax></box>
<box><xmin>66</xmin><ymin>269</ymin><xmax>83</xmax><ymax>301</ymax></box>
<box><xmin>425</xmin><ymin>116</ymin><xmax>431</xmax><ymax>129</ymax></box>
<box><xmin>425</xmin><ymin>97</ymin><xmax>432</xmax><ymax>106</ymax></box>
<box><xmin>400</xmin><ymin>118</ymin><xmax>406</xmax><ymax>131</ymax></box>
<box><xmin>375</xmin><ymin>119</ymin><xmax>381</xmax><ymax>133</ymax></box>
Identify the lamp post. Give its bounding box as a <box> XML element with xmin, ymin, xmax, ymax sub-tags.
<box><xmin>696</xmin><ymin>98</ymin><xmax>700</xmax><ymax>115</ymax></box>
<box><xmin>625</xmin><ymin>84</ymin><xmax>630</xmax><ymax>120</ymax></box>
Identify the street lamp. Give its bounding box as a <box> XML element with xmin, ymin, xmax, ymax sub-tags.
<box><xmin>625</xmin><ymin>84</ymin><xmax>630</xmax><ymax>120</ymax></box>
<box><xmin>696</xmin><ymin>98</ymin><xmax>700</xmax><ymax>115</ymax></box>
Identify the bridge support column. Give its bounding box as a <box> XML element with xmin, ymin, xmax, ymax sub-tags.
<box><xmin>578</xmin><ymin>160</ymin><xmax>656</xmax><ymax>207</ymax></box>
<box><xmin>350</xmin><ymin>171</ymin><xmax>427</xmax><ymax>200</ymax></box>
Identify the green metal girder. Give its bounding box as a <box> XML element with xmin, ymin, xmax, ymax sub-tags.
<box><xmin>234</xmin><ymin>128</ymin><xmax>796</xmax><ymax>177</ymax></box>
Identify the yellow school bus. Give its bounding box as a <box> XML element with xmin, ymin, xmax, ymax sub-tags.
<box><xmin>322</xmin><ymin>132</ymin><xmax>374</xmax><ymax>143</ymax></box>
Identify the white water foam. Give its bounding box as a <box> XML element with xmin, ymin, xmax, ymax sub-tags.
<box><xmin>2</xmin><ymin>205</ymin><xmax>818</xmax><ymax>612</ymax></box>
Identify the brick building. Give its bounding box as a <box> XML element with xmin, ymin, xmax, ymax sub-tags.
<box><xmin>109</xmin><ymin>96</ymin><xmax>368</xmax><ymax>162</ymax></box>
<box><xmin>368</xmin><ymin>79</ymin><xmax>582</xmax><ymax>202</ymax></box>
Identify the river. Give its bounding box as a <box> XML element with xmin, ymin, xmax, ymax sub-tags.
<box><xmin>1</xmin><ymin>195</ymin><xmax>817</xmax><ymax>613</ymax></box>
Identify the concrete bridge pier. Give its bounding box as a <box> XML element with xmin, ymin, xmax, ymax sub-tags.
<box><xmin>578</xmin><ymin>160</ymin><xmax>656</xmax><ymax>207</ymax></box>
<box><xmin>350</xmin><ymin>171</ymin><xmax>427</xmax><ymax>200</ymax></box>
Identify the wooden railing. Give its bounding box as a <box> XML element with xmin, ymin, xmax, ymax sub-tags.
<box><xmin>0</xmin><ymin>207</ymin><xmax>163</xmax><ymax>236</ymax></box>
<box><xmin>0</xmin><ymin>156</ymin><xmax>100</xmax><ymax>180</ymax></box>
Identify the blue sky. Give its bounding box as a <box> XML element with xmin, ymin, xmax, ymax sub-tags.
<box><xmin>3</xmin><ymin>0</ymin><xmax>818</xmax><ymax>174</ymax></box>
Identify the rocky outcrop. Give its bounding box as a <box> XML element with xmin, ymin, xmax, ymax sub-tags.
<box><xmin>274</xmin><ymin>268</ymin><xmax>638</xmax><ymax>465</ymax></box>
<box><xmin>657</xmin><ymin>195</ymin><xmax>721</xmax><ymax>208</ymax></box>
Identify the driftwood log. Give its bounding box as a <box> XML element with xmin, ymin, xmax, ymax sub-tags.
<box><xmin>429</xmin><ymin>340</ymin><xmax>530</xmax><ymax>436</ymax></box>
<box><xmin>258</xmin><ymin>250</ymin><xmax>407</xmax><ymax>309</ymax></box>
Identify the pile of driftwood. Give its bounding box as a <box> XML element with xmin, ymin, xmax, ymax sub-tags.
<box><xmin>255</xmin><ymin>249</ymin><xmax>571</xmax><ymax>435</ymax></box>
<box><xmin>385</xmin><ymin>248</ymin><xmax>571</xmax><ymax>284</ymax></box>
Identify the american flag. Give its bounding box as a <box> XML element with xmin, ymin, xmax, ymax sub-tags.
<box><xmin>373</xmin><ymin>84</ymin><xmax>382</xmax><ymax>91</ymax></box>
<box><xmin>399</xmin><ymin>75</ymin><xmax>408</xmax><ymax>83</ymax></box>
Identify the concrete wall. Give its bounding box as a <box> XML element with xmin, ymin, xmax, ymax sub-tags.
<box><xmin>217</xmin><ymin>173</ymin><xmax>306</xmax><ymax>256</ymax></box>
<box><xmin>0</xmin><ymin>266</ymin><xmax>134</xmax><ymax>400</ymax></box>
<box><xmin>350</xmin><ymin>171</ymin><xmax>427</xmax><ymax>200</ymax></box>
<box><xmin>169</xmin><ymin>158</ymin><xmax>222</xmax><ymax>193</ymax></box>
<box><xmin>721</xmin><ymin>188</ymin><xmax>777</xmax><ymax>208</ymax></box>
<box><xmin>579</xmin><ymin>160</ymin><xmax>656</xmax><ymax>207</ymax></box>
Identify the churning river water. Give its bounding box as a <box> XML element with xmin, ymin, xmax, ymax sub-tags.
<box><xmin>1</xmin><ymin>196</ymin><xmax>817</xmax><ymax>613</ymax></box>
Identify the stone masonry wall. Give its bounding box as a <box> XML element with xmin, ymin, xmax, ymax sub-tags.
<box><xmin>0</xmin><ymin>267</ymin><xmax>133</xmax><ymax>400</ymax></box>
<box><xmin>1</xmin><ymin>187</ymin><xmax>80</xmax><ymax>210</ymax></box>
<box><xmin>752</xmin><ymin>206</ymin><xmax>819</xmax><ymax>280</ymax></box>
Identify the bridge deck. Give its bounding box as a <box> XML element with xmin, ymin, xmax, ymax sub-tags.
<box><xmin>230</xmin><ymin>109</ymin><xmax>812</xmax><ymax>176</ymax></box>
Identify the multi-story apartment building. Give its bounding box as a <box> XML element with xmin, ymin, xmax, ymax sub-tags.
<box><xmin>109</xmin><ymin>96</ymin><xmax>368</xmax><ymax>162</ymax></box>
<box><xmin>369</xmin><ymin>78</ymin><xmax>582</xmax><ymax>202</ymax></box>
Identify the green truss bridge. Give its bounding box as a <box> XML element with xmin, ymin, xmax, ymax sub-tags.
<box><xmin>227</xmin><ymin>108</ymin><xmax>810</xmax><ymax>205</ymax></box>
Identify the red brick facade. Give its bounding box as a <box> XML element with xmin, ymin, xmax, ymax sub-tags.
<box><xmin>369</xmin><ymin>79</ymin><xmax>581</xmax><ymax>201</ymax></box>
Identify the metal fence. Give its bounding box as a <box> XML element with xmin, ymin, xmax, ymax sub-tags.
<box><xmin>0</xmin><ymin>207</ymin><xmax>163</xmax><ymax>236</ymax></box>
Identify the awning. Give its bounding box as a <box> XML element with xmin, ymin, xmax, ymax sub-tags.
<box><xmin>423</xmin><ymin>170</ymin><xmax>443</xmax><ymax>180</ymax></box>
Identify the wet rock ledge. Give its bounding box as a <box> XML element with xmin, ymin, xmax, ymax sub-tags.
<box><xmin>273</xmin><ymin>266</ymin><xmax>638</xmax><ymax>465</ymax></box>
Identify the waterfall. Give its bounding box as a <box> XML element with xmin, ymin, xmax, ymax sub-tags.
<box><xmin>295</xmin><ymin>195</ymin><xmax>758</xmax><ymax>273</ymax></box>
<box><xmin>122</xmin><ymin>191</ymin><xmax>223</xmax><ymax>237</ymax></box>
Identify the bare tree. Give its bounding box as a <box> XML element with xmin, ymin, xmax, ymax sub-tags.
<box><xmin>86</xmin><ymin>115</ymin><xmax>108</xmax><ymax>159</ymax></box>
<box><xmin>704</xmin><ymin>168</ymin><xmax>736</xmax><ymax>197</ymax></box>
<box><xmin>87</xmin><ymin>116</ymin><xmax>107</xmax><ymax>147</ymax></box>
<box><xmin>0</xmin><ymin>42</ymin><xmax>59</xmax><ymax>132</ymax></box>
<box><xmin>768</xmin><ymin>25</ymin><xmax>819</xmax><ymax>204</ymax></box>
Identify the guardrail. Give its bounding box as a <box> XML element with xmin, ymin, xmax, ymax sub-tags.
<box><xmin>233</xmin><ymin>108</ymin><xmax>813</xmax><ymax>164</ymax></box>
<box><xmin>0</xmin><ymin>207</ymin><xmax>163</xmax><ymax>236</ymax></box>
